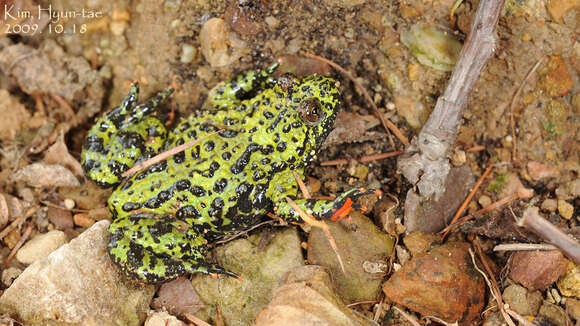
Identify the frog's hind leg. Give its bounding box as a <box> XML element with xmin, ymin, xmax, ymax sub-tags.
<box><xmin>81</xmin><ymin>83</ymin><xmax>173</xmax><ymax>188</ymax></box>
<box><xmin>275</xmin><ymin>188</ymin><xmax>382</xmax><ymax>223</ymax></box>
<box><xmin>108</xmin><ymin>214</ymin><xmax>238</xmax><ymax>284</ymax></box>
<box><xmin>209</xmin><ymin>61</ymin><xmax>279</xmax><ymax>109</ymax></box>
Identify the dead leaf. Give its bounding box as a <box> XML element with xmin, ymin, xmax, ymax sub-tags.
<box><xmin>43</xmin><ymin>133</ymin><xmax>84</xmax><ymax>178</ymax></box>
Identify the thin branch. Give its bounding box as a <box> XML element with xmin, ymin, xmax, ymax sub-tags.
<box><xmin>398</xmin><ymin>0</ymin><xmax>505</xmax><ymax>199</ymax></box>
<box><xmin>392</xmin><ymin>306</ymin><xmax>421</xmax><ymax>326</ymax></box>
<box><xmin>518</xmin><ymin>207</ymin><xmax>580</xmax><ymax>265</ymax></box>
<box><xmin>493</xmin><ymin>243</ymin><xmax>558</xmax><ymax>252</ymax></box>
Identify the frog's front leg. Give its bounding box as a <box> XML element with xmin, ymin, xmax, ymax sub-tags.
<box><xmin>81</xmin><ymin>83</ymin><xmax>173</xmax><ymax>188</ymax></box>
<box><xmin>275</xmin><ymin>188</ymin><xmax>381</xmax><ymax>223</ymax></box>
<box><xmin>108</xmin><ymin>214</ymin><xmax>239</xmax><ymax>283</ymax></box>
<box><xmin>209</xmin><ymin>61</ymin><xmax>279</xmax><ymax>110</ymax></box>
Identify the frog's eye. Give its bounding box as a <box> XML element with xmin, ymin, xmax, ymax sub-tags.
<box><xmin>298</xmin><ymin>98</ymin><xmax>323</xmax><ymax>125</ymax></box>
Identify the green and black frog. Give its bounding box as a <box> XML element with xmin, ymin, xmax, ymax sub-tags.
<box><xmin>81</xmin><ymin>61</ymin><xmax>378</xmax><ymax>283</ymax></box>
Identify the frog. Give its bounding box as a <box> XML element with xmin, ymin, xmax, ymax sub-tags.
<box><xmin>81</xmin><ymin>61</ymin><xmax>379</xmax><ymax>284</ymax></box>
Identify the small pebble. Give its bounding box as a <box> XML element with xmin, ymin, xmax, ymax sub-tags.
<box><xmin>64</xmin><ymin>198</ymin><xmax>75</xmax><ymax>210</ymax></box>
<box><xmin>264</xmin><ymin>16</ymin><xmax>279</xmax><ymax>28</ymax></box>
<box><xmin>180</xmin><ymin>44</ymin><xmax>196</xmax><ymax>64</ymax></box>
<box><xmin>73</xmin><ymin>213</ymin><xmax>95</xmax><ymax>228</ymax></box>
<box><xmin>541</xmin><ymin>199</ymin><xmax>558</xmax><ymax>212</ymax></box>
<box><xmin>15</xmin><ymin>230</ymin><xmax>67</xmax><ymax>265</ymax></box>
<box><xmin>558</xmin><ymin>200</ymin><xmax>574</xmax><ymax>220</ymax></box>
<box><xmin>478</xmin><ymin>195</ymin><xmax>492</xmax><ymax>208</ymax></box>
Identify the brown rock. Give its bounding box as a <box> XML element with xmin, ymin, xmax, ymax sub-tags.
<box><xmin>539</xmin><ymin>55</ymin><xmax>574</xmax><ymax>97</ymax></box>
<box><xmin>527</xmin><ymin>161</ymin><xmax>558</xmax><ymax>180</ymax></box>
<box><xmin>565</xmin><ymin>298</ymin><xmax>580</xmax><ymax>321</ymax></box>
<box><xmin>502</xmin><ymin>284</ymin><xmax>542</xmax><ymax>316</ymax></box>
<box><xmin>402</xmin><ymin>231</ymin><xmax>439</xmax><ymax>256</ymax></box>
<box><xmin>47</xmin><ymin>207</ymin><xmax>74</xmax><ymax>230</ymax></box>
<box><xmin>508</xmin><ymin>250</ymin><xmax>568</xmax><ymax>290</ymax></box>
<box><xmin>546</xmin><ymin>0</ymin><xmax>580</xmax><ymax>22</ymax></box>
<box><xmin>383</xmin><ymin>242</ymin><xmax>485</xmax><ymax>324</ymax></box>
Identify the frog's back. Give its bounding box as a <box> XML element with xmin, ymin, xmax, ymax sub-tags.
<box><xmin>108</xmin><ymin>91</ymin><xmax>298</xmax><ymax>238</ymax></box>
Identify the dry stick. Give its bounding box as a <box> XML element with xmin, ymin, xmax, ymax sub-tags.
<box><xmin>493</xmin><ymin>243</ymin><xmax>558</xmax><ymax>252</ymax></box>
<box><xmin>320</xmin><ymin>150</ymin><xmax>403</xmax><ymax>166</ymax></box>
<box><xmin>398</xmin><ymin>0</ymin><xmax>504</xmax><ymax>199</ymax></box>
<box><xmin>518</xmin><ymin>207</ymin><xmax>580</xmax><ymax>265</ymax></box>
<box><xmin>300</xmin><ymin>52</ymin><xmax>408</xmax><ymax>148</ymax></box>
<box><xmin>509</xmin><ymin>56</ymin><xmax>547</xmax><ymax>162</ymax></box>
<box><xmin>183</xmin><ymin>313</ymin><xmax>212</xmax><ymax>326</ymax></box>
<box><xmin>122</xmin><ymin>130</ymin><xmax>223</xmax><ymax>178</ymax></box>
<box><xmin>441</xmin><ymin>164</ymin><xmax>493</xmax><ymax>240</ymax></box>
<box><xmin>292</xmin><ymin>171</ymin><xmax>311</xmax><ymax>199</ymax></box>
<box><xmin>392</xmin><ymin>306</ymin><xmax>421</xmax><ymax>326</ymax></box>
<box><xmin>4</xmin><ymin>224</ymin><xmax>33</xmax><ymax>264</ymax></box>
<box><xmin>0</xmin><ymin>206</ymin><xmax>37</xmax><ymax>241</ymax></box>
<box><xmin>471</xmin><ymin>241</ymin><xmax>516</xmax><ymax>326</ymax></box>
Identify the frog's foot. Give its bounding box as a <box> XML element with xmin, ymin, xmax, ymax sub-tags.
<box><xmin>108</xmin><ymin>214</ymin><xmax>210</xmax><ymax>284</ymax></box>
<box><xmin>324</xmin><ymin>188</ymin><xmax>382</xmax><ymax>221</ymax></box>
<box><xmin>81</xmin><ymin>84</ymin><xmax>173</xmax><ymax>188</ymax></box>
<box><xmin>203</xmin><ymin>263</ymin><xmax>242</xmax><ymax>281</ymax></box>
<box><xmin>210</xmin><ymin>61</ymin><xmax>279</xmax><ymax>109</ymax></box>
<box><xmin>275</xmin><ymin>188</ymin><xmax>382</xmax><ymax>223</ymax></box>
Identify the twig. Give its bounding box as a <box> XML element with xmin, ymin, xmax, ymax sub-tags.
<box><xmin>518</xmin><ymin>207</ymin><xmax>580</xmax><ymax>265</ymax></box>
<box><xmin>300</xmin><ymin>52</ymin><xmax>408</xmax><ymax>147</ymax></box>
<box><xmin>358</xmin><ymin>150</ymin><xmax>404</xmax><ymax>163</ymax></box>
<box><xmin>471</xmin><ymin>241</ymin><xmax>516</xmax><ymax>326</ymax></box>
<box><xmin>121</xmin><ymin>130</ymin><xmax>223</xmax><ymax>178</ymax></box>
<box><xmin>509</xmin><ymin>56</ymin><xmax>546</xmax><ymax>162</ymax></box>
<box><xmin>4</xmin><ymin>224</ymin><xmax>33</xmax><ymax>265</ymax></box>
<box><xmin>504</xmin><ymin>308</ymin><xmax>536</xmax><ymax>326</ymax></box>
<box><xmin>183</xmin><ymin>313</ymin><xmax>212</xmax><ymax>326</ymax></box>
<box><xmin>320</xmin><ymin>150</ymin><xmax>403</xmax><ymax>166</ymax></box>
<box><xmin>493</xmin><ymin>243</ymin><xmax>558</xmax><ymax>251</ymax></box>
<box><xmin>398</xmin><ymin>0</ymin><xmax>505</xmax><ymax>199</ymax></box>
<box><xmin>392</xmin><ymin>306</ymin><xmax>421</xmax><ymax>326</ymax></box>
<box><xmin>213</xmin><ymin>220</ymin><xmax>276</xmax><ymax>245</ymax></box>
<box><xmin>0</xmin><ymin>206</ymin><xmax>37</xmax><ymax>241</ymax></box>
<box><xmin>441</xmin><ymin>164</ymin><xmax>493</xmax><ymax>240</ymax></box>
<box><xmin>50</xmin><ymin>93</ymin><xmax>76</xmax><ymax>119</ymax></box>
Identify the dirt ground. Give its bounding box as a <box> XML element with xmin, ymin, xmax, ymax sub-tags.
<box><xmin>0</xmin><ymin>0</ymin><xmax>578</xmax><ymax>325</ymax></box>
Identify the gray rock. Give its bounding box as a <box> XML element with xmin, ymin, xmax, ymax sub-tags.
<box><xmin>0</xmin><ymin>220</ymin><xmax>155</xmax><ymax>326</ymax></box>
<box><xmin>191</xmin><ymin>228</ymin><xmax>304</xmax><ymax>326</ymax></box>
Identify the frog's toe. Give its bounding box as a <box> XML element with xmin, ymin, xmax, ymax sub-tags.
<box><xmin>204</xmin><ymin>263</ymin><xmax>241</xmax><ymax>280</ymax></box>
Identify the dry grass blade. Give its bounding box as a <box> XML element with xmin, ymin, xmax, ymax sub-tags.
<box><xmin>122</xmin><ymin>130</ymin><xmax>223</xmax><ymax>178</ymax></box>
<box><xmin>183</xmin><ymin>313</ymin><xmax>212</xmax><ymax>326</ymax></box>
<box><xmin>472</xmin><ymin>239</ymin><xmax>516</xmax><ymax>326</ymax></box>
<box><xmin>392</xmin><ymin>306</ymin><xmax>421</xmax><ymax>326</ymax></box>
<box><xmin>292</xmin><ymin>171</ymin><xmax>311</xmax><ymax>199</ymax></box>
<box><xmin>301</xmin><ymin>51</ymin><xmax>408</xmax><ymax>147</ymax></box>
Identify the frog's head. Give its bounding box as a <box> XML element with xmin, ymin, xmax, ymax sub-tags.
<box><xmin>272</xmin><ymin>73</ymin><xmax>341</xmax><ymax>167</ymax></box>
